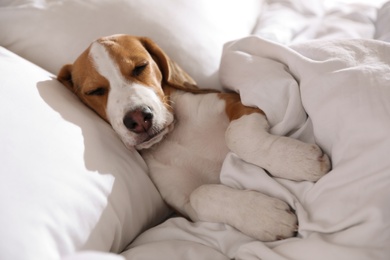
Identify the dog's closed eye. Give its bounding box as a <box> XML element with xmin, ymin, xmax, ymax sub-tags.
<box><xmin>132</xmin><ymin>62</ymin><xmax>148</xmax><ymax>77</ymax></box>
<box><xmin>85</xmin><ymin>87</ymin><xmax>107</xmax><ymax>96</ymax></box>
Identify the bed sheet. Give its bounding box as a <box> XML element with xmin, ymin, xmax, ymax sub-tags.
<box><xmin>253</xmin><ymin>0</ymin><xmax>387</xmax><ymax>44</ymax></box>
<box><xmin>120</xmin><ymin>1</ymin><xmax>390</xmax><ymax>259</ymax></box>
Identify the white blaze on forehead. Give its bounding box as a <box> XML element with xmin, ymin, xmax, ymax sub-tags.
<box><xmin>89</xmin><ymin>41</ymin><xmax>173</xmax><ymax>148</ymax></box>
<box><xmin>89</xmin><ymin>41</ymin><xmax>123</xmax><ymax>84</ymax></box>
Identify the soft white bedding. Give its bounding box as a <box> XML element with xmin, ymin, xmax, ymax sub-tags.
<box><xmin>223</xmin><ymin>36</ymin><xmax>390</xmax><ymax>259</ymax></box>
<box><xmin>1</xmin><ymin>0</ymin><xmax>390</xmax><ymax>259</ymax></box>
<box><xmin>253</xmin><ymin>0</ymin><xmax>381</xmax><ymax>44</ymax></box>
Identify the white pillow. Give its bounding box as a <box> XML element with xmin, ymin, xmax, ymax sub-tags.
<box><xmin>0</xmin><ymin>47</ymin><xmax>170</xmax><ymax>259</ymax></box>
<box><xmin>0</xmin><ymin>0</ymin><xmax>261</xmax><ymax>89</ymax></box>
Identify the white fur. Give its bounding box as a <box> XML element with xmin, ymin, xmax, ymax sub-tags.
<box><xmin>141</xmin><ymin>92</ymin><xmax>230</xmax><ymax>217</ymax></box>
<box><xmin>190</xmin><ymin>184</ymin><xmax>297</xmax><ymax>241</ymax></box>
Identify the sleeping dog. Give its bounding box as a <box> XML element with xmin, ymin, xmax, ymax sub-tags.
<box><xmin>58</xmin><ymin>34</ymin><xmax>330</xmax><ymax>241</ymax></box>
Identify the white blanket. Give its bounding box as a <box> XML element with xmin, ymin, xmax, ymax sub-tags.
<box><xmin>123</xmin><ymin>37</ymin><xmax>390</xmax><ymax>260</ymax></box>
<box><xmin>220</xmin><ymin>36</ymin><xmax>390</xmax><ymax>259</ymax></box>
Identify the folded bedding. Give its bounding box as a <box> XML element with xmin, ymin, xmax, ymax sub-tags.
<box><xmin>222</xmin><ymin>36</ymin><xmax>390</xmax><ymax>260</ymax></box>
<box><xmin>0</xmin><ymin>0</ymin><xmax>390</xmax><ymax>259</ymax></box>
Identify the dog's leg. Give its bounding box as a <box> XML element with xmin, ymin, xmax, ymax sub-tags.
<box><xmin>225</xmin><ymin>112</ymin><xmax>330</xmax><ymax>181</ymax></box>
<box><xmin>189</xmin><ymin>184</ymin><xmax>297</xmax><ymax>241</ymax></box>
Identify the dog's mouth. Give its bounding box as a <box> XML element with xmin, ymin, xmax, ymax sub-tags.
<box><xmin>134</xmin><ymin>122</ymin><xmax>175</xmax><ymax>150</ymax></box>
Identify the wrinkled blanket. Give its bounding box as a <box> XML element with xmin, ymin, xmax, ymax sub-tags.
<box><xmin>123</xmin><ymin>37</ymin><xmax>390</xmax><ymax>260</ymax></box>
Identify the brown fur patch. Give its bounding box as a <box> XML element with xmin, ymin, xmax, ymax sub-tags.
<box><xmin>218</xmin><ymin>92</ymin><xmax>265</xmax><ymax>121</ymax></box>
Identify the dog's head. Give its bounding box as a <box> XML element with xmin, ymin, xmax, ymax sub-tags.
<box><xmin>58</xmin><ymin>34</ymin><xmax>197</xmax><ymax>150</ymax></box>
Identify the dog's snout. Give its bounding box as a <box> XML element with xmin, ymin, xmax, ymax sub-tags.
<box><xmin>123</xmin><ymin>107</ymin><xmax>153</xmax><ymax>133</ymax></box>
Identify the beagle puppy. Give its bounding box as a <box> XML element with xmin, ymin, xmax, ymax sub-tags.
<box><xmin>58</xmin><ymin>34</ymin><xmax>330</xmax><ymax>241</ymax></box>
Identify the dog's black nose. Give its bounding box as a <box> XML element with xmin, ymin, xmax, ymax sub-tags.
<box><xmin>123</xmin><ymin>107</ymin><xmax>153</xmax><ymax>133</ymax></box>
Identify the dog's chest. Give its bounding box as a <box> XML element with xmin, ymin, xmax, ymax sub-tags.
<box><xmin>142</xmin><ymin>92</ymin><xmax>230</xmax><ymax>183</ymax></box>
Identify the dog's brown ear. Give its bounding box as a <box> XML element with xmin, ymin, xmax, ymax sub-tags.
<box><xmin>57</xmin><ymin>64</ymin><xmax>75</xmax><ymax>91</ymax></box>
<box><xmin>140</xmin><ymin>37</ymin><xmax>199</xmax><ymax>92</ymax></box>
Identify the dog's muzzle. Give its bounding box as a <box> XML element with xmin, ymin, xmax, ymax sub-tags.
<box><xmin>122</xmin><ymin>106</ymin><xmax>174</xmax><ymax>150</ymax></box>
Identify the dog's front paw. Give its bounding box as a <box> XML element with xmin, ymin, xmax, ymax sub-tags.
<box><xmin>236</xmin><ymin>191</ymin><xmax>298</xmax><ymax>241</ymax></box>
<box><xmin>190</xmin><ymin>185</ymin><xmax>298</xmax><ymax>242</ymax></box>
<box><xmin>292</xmin><ymin>143</ymin><xmax>331</xmax><ymax>182</ymax></box>
<box><xmin>263</xmin><ymin>138</ymin><xmax>331</xmax><ymax>182</ymax></box>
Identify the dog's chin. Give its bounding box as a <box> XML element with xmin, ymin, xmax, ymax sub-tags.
<box><xmin>134</xmin><ymin>122</ymin><xmax>175</xmax><ymax>150</ymax></box>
